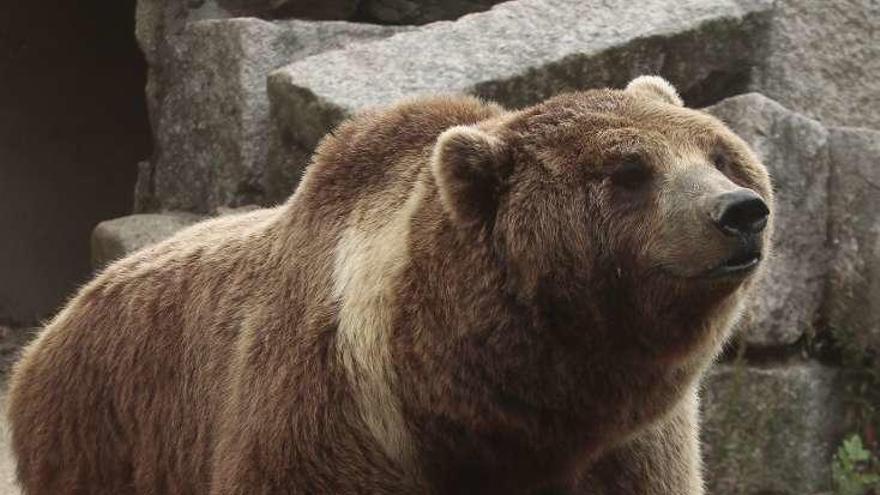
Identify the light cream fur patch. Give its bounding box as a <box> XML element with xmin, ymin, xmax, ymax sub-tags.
<box><xmin>625</xmin><ymin>75</ymin><xmax>683</xmax><ymax>107</ymax></box>
<box><xmin>679</xmin><ymin>385</ymin><xmax>706</xmax><ymax>495</ymax></box>
<box><xmin>332</xmin><ymin>180</ymin><xmax>425</xmax><ymax>468</ymax></box>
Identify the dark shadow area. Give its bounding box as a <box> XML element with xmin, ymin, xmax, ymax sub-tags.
<box><xmin>681</xmin><ymin>69</ymin><xmax>753</xmax><ymax>109</ymax></box>
<box><xmin>0</xmin><ymin>0</ymin><xmax>151</xmax><ymax>325</ymax></box>
<box><xmin>217</xmin><ymin>0</ymin><xmax>509</xmax><ymax>25</ymax></box>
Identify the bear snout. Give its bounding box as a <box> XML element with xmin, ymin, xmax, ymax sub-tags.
<box><xmin>697</xmin><ymin>188</ymin><xmax>770</xmax><ymax>278</ymax></box>
<box><xmin>709</xmin><ymin>188</ymin><xmax>770</xmax><ymax>237</ymax></box>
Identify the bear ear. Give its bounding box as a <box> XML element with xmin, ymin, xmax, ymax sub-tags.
<box><xmin>431</xmin><ymin>126</ymin><xmax>511</xmax><ymax>228</ymax></box>
<box><xmin>625</xmin><ymin>75</ymin><xmax>684</xmax><ymax>107</ymax></box>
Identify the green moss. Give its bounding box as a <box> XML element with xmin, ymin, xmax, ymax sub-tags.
<box><xmin>828</xmin><ymin>326</ymin><xmax>880</xmax><ymax>495</ymax></box>
<box><xmin>832</xmin><ymin>434</ymin><xmax>880</xmax><ymax>495</ymax></box>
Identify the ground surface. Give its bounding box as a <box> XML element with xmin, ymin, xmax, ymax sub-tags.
<box><xmin>0</xmin><ymin>327</ymin><xmax>36</xmax><ymax>494</ymax></box>
<box><xmin>0</xmin><ymin>391</ymin><xmax>20</xmax><ymax>495</ymax></box>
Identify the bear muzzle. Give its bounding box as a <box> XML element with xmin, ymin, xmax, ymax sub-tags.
<box><xmin>705</xmin><ymin>188</ymin><xmax>769</xmax><ymax>278</ymax></box>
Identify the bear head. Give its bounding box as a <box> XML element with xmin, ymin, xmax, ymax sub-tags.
<box><xmin>431</xmin><ymin>76</ymin><xmax>773</xmax><ymax>361</ymax></box>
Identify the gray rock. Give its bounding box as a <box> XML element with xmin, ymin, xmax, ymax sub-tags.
<box><xmin>827</xmin><ymin>126</ymin><xmax>880</xmax><ymax>355</ymax></box>
<box><xmin>143</xmin><ymin>18</ymin><xmax>405</xmax><ymax>213</ymax></box>
<box><xmin>91</xmin><ymin>213</ymin><xmax>204</xmax><ymax>268</ymax></box>
<box><xmin>751</xmin><ymin>0</ymin><xmax>880</xmax><ymax>130</ymax></box>
<box><xmin>701</xmin><ymin>363</ymin><xmax>846</xmax><ymax>495</ymax></box>
<box><xmin>133</xmin><ymin>160</ymin><xmax>158</xmax><ymax>213</ymax></box>
<box><xmin>135</xmin><ymin>0</ymin><xmax>231</xmax><ymax>74</ymax></box>
<box><xmin>135</xmin><ymin>0</ymin><xmax>231</xmax><ymax>213</ymax></box>
<box><xmin>268</xmin><ymin>0</ymin><xmax>772</xmax><ymax>183</ymax></box>
<box><xmin>706</xmin><ymin>94</ymin><xmax>830</xmax><ymax>348</ymax></box>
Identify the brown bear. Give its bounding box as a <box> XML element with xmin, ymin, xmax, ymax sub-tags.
<box><xmin>7</xmin><ymin>76</ymin><xmax>773</xmax><ymax>494</ymax></box>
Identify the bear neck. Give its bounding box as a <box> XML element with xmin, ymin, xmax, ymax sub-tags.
<box><xmin>390</xmin><ymin>188</ymin><xmax>736</xmax><ymax>490</ymax></box>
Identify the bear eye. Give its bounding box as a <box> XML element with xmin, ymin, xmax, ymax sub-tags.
<box><xmin>611</xmin><ymin>157</ymin><xmax>651</xmax><ymax>190</ymax></box>
<box><xmin>712</xmin><ymin>151</ymin><xmax>732</xmax><ymax>174</ymax></box>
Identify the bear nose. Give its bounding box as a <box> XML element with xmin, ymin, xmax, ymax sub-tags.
<box><xmin>710</xmin><ymin>189</ymin><xmax>769</xmax><ymax>236</ymax></box>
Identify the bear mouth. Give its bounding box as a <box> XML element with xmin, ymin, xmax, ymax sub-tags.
<box><xmin>708</xmin><ymin>246</ymin><xmax>762</xmax><ymax>277</ymax></box>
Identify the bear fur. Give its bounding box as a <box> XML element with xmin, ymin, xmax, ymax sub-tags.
<box><xmin>7</xmin><ymin>76</ymin><xmax>773</xmax><ymax>494</ymax></box>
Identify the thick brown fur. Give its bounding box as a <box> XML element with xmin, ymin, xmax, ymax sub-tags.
<box><xmin>7</xmin><ymin>77</ymin><xmax>773</xmax><ymax>494</ymax></box>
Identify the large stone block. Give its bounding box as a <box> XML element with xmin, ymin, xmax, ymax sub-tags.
<box><xmin>90</xmin><ymin>206</ymin><xmax>264</xmax><ymax>268</ymax></box>
<box><xmin>142</xmin><ymin>17</ymin><xmax>404</xmax><ymax>213</ymax></box>
<box><xmin>751</xmin><ymin>0</ymin><xmax>880</xmax><ymax>130</ymax></box>
<box><xmin>701</xmin><ymin>363</ymin><xmax>845</xmax><ymax>495</ymax></box>
<box><xmin>827</xmin><ymin>127</ymin><xmax>880</xmax><ymax>356</ymax></box>
<box><xmin>268</xmin><ymin>0</ymin><xmax>772</xmax><ymax>183</ymax></box>
<box><xmin>706</xmin><ymin>94</ymin><xmax>830</xmax><ymax>348</ymax></box>
<box><xmin>136</xmin><ymin>0</ymin><xmax>232</xmax><ymax>72</ymax></box>
<box><xmin>91</xmin><ymin>213</ymin><xmax>204</xmax><ymax>268</ymax></box>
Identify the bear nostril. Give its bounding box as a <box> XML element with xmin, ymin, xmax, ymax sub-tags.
<box><xmin>711</xmin><ymin>189</ymin><xmax>769</xmax><ymax>236</ymax></box>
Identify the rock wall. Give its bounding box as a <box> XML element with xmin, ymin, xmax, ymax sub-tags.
<box><xmin>35</xmin><ymin>0</ymin><xmax>880</xmax><ymax>493</ymax></box>
<box><xmin>750</xmin><ymin>0</ymin><xmax>880</xmax><ymax>130</ymax></box>
<box><xmin>702</xmin><ymin>94</ymin><xmax>880</xmax><ymax>493</ymax></box>
<box><xmin>136</xmin><ymin>0</ymin><xmax>772</xmax><ymax>213</ymax></box>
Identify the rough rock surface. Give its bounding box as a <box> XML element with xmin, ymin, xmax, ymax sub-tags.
<box><xmin>702</xmin><ymin>363</ymin><xmax>845</xmax><ymax>494</ymax></box>
<box><xmin>751</xmin><ymin>0</ymin><xmax>880</xmax><ymax>130</ymax></box>
<box><xmin>142</xmin><ymin>18</ymin><xmax>405</xmax><ymax>213</ymax></box>
<box><xmin>91</xmin><ymin>213</ymin><xmax>204</xmax><ymax>268</ymax></box>
<box><xmin>706</xmin><ymin>94</ymin><xmax>829</xmax><ymax>348</ymax></box>
<box><xmin>268</xmin><ymin>0</ymin><xmax>772</xmax><ymax>184</ymax></box>
<box><xmin>827</xmin><ymin>126</ymin><xmax>880</xmax><ymax>355</ymax></box>
<box><xmin>136</xmin><ymin>0</ymin><xmax>230</xmax><ymax>73</ymax></box>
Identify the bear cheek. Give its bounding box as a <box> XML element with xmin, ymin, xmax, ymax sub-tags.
<box><xmin>649</xmin><ymin>205</ymin><xmax>725</xmax><ymax>279</ymax></box>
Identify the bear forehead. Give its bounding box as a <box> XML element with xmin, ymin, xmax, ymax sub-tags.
<box><xmin>503</xmin><ymin>90</ymin><xmax>740</xmax><ymax>170</ymax></box>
